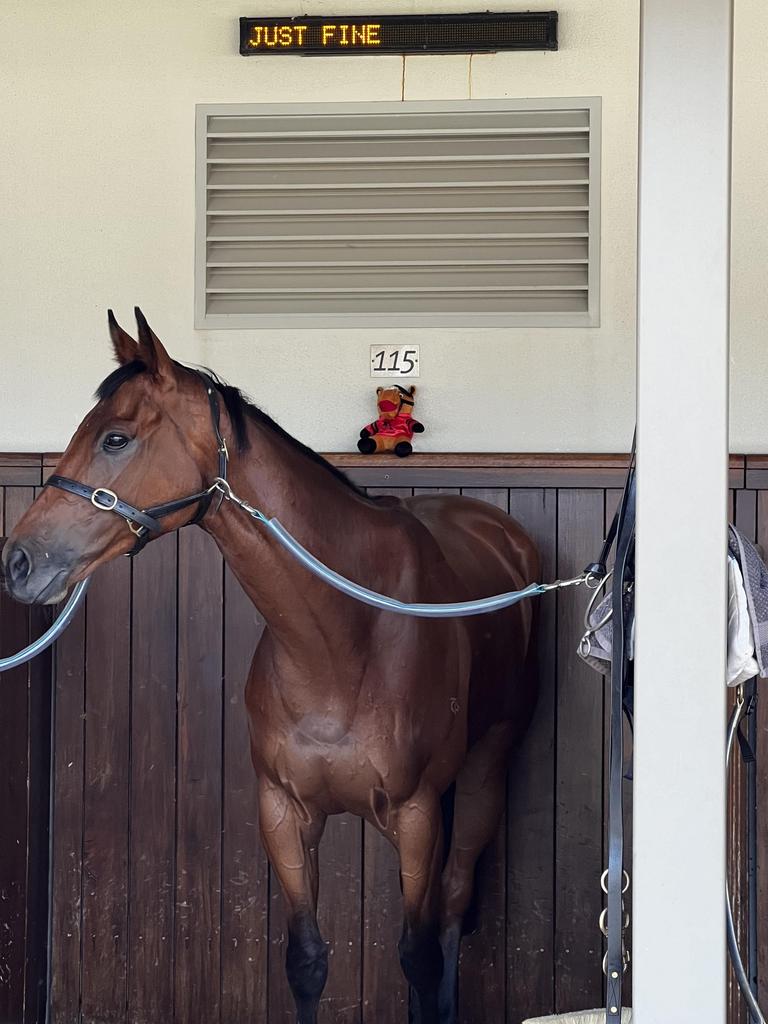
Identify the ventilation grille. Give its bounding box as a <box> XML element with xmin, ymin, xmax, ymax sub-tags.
<box><xmin>196</xmin><ymin>101</ymin><xmax>600</xmax><ymax>327</ymax></box>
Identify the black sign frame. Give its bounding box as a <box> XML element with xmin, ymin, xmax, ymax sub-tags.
<box><xmin>239</xmin><ymin>12</ymin><xmax>558</xmax><ymax>56</ymax></box>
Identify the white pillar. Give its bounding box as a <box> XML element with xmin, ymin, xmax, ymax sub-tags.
<box><xmin>634</xmin><ymin>1</ymin><xmax>731</xmax><ymax>1021</ymax></box>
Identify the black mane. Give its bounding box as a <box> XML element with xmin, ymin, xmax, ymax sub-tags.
<box><xmin>95</xmin><ymin>360</ymin><xmax>364</xmax><ymax>496</ymax></box>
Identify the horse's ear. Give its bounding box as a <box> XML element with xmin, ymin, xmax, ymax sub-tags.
<box><xmin>134</xmin><ymin>307</ymin><xmax>175</xmax><ymax>384</ymax></box>
<box><xmin>107</xmin><ymin>309</ymin><xmax>137</xmax><ymax>365</ymax></box>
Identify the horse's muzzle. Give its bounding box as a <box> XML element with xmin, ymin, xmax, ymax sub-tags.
<box><xmin>3</xmin><ymin>538</ymin><xmax>72</xmax><ymax>605</ymax></box>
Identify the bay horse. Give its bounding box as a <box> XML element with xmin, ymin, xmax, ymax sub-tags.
<box><xmin>3</xmin><ymin>310</ymin><xmax>539</xmax><ymax>1024</ymax></box>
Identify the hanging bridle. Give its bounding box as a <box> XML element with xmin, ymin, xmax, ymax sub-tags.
<box><xmin>45</xmin><ymin>370</ymin><xmax>229</xmax><ymax>556</ymax></box>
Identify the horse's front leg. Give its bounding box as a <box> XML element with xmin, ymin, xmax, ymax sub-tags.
<box><xmin>438</xmin><ymin>722</ymin><xmax>514</xmax><ymax>1024</ymax></box>
<box><xmin>258</xmin><ymin>776</ymin><xmax>327</xmax><ymax>1024</ymax></box>
<box><xmin>395</xmin><ymin>783</ymin><xmax>444</xmax><ymax>1024</ymax></box>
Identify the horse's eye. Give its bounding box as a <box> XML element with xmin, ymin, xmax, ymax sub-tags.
<box><xmin>103</xmin><ymin>432</ymin><xmax>130</xmax><ymax>452</ymax></box>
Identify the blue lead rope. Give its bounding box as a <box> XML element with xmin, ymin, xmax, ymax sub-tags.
<box><xmin>0</xmin><ymin>482</ymin><xmax>581</xmax><ymax>672</ymax></box>
<box><xmin>0</xmin><ymin>578</ymin><xmax>90</xmax><ymax>672</ymax></box>
<box><xmin>266</xmin><ymin>517</ymin><xmax>548</xmax><ymax>617</ymax></box>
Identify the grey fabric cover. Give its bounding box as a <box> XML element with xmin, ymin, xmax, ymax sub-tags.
<box><xmin>578</xmin><ymin>526</ymin><xmax>768</xmax><ymax>679</ymax></box>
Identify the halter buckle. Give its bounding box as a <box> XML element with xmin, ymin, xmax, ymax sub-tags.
<box><xmin>91</xmin><ymin>487</ymin><xmax>119</xmax><ymax>512</ymax></box>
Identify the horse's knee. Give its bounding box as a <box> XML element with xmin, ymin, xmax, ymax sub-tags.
<box><xmin>286</xmin><ymin>917</ymin><xmax>328</xmax><ymax>1004</ymax></box>
<box><xmin>398</xmin><ymin>923</ymin><xmax>443</xmax><ymax>991</ymax></box>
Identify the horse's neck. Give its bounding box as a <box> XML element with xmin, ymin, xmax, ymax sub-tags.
<box><xmin>203</xmin><ymin>419</ymin><xmax>377</xmax><ymax>667</ymax></box>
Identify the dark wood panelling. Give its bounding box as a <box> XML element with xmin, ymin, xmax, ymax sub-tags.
<box><xmin>361</xmin><ymin>486</ymin><xmax>412</xmax><ymax>1024</ymax></box>
<box><xmin>458</xmin><ymin>487</ymin><xmax>509</xmax><ymax>1024</ymax></box>
<box><xmin>80</xmin><ymin>554</ymin><xmax>131</xmax><ymax>1023</ymax></box>
<box><xmin>554</xmin><ymin>491</ymin><xmax>605</xmax><ymax>1012</ymax></box>
<box><xmin>175</xmin><ymin>529</ymin><xmax>224</xmax><ymax>1024</ymax></box>
<box><xmin>0</xmin><ymin>456</ymin><xmax>760</xmax><ymax>1024</ymax></box>
<box><xmin>0</xmin><ymin>492</ymin><xmax>52</xmax><ymax>1024</ymax></box>
<box><xmin>49</xmin><ymin>583</ymin><xmax>86</xmax><ymax>1024</ymax></box>
<box><xmin>506</xmin><ymin>489</ymin><xmax>558</xmax><ymax>1021</ymax></box>
<box><xmin>128</xmin><ymin>533</ymin><xmax>178</xmax><ymax>1023</ymax></box>
<box><xmin>221</xmin><ymin>566</ymin><xmax>269</xmax><ymax>1024</ymax></box>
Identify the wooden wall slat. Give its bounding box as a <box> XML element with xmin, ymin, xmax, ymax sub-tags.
<box><xmin>350</xmin><ymin>467</ymin><xmax>633</xmax><ymax>491</ymax></box>
<box><xmin>50</xmin><ymin>587</ymin><xmax>87</xmax><ymax>1024</ymax></box>
<box><xmin>23</xmin><ymin>597</ymin><xmax>54</xmax><ymax>1024</ymax></box>
<box><xmin>506</xmin><ymin>488</ymin><xmax>558</xmax><ymax>1022</ymax></box>
<box><xmin>555</xmin><ymin>490</ymin><xmax>605</xmax><ymax>1012</ymax></box>
<box><xmin>0</xmin><ymin>494</ymin><xmax>33</xmax><ymax>1024</ymax></box>
<box><xmin>128</xmin><ymin>533</ymin><xmax>178</xmax><ymax>1023</ymax></box>
<box><xmin>221</xmin><ymin>566</ymin><xmax>269</xmax><ymax>1024</ymax></box>
<box><xmin>362</xmin><ymin>826</ymin><xmax>407</xmax><ymax>1024</ymax></box>
<box><xmin>80</xmin><ymin>554</ymin><xmax>131</xmax><ymax>1024</ymax></box>
<box><xmin>360</xmin><ymin>487</ymin><xmax>413</xmax><ymax>1024</ymax></box>
<box><xmin>175</xmin><ymin>529</ymin><xmax>224</xmax><ymax>1024</ymax></box>
<box><xmin>457</xmin><ymin>487</ymin><xmax>509</xmax><ymax>1024</ymax></box>
<box><xmin>318</xmin><ymin>814</ymin><xmax>363</xmax><ymax>1024</ymax></box>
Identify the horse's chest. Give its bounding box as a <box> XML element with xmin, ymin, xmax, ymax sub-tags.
<box><xmin>261</xmin><ymin>725</ymin><xmax>403</xmax><ymax>814</ymax></box>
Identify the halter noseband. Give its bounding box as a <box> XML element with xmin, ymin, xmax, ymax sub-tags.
<box><xmin>45</xmin><ymin>370</ymin><xmax>229</xmax><ymax>556</ymax></box>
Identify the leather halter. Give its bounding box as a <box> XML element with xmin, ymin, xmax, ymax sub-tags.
<box><xmin>45</xmin><ymin>370</ymin><xmax>229</xmax><ymax>556</ymax></box>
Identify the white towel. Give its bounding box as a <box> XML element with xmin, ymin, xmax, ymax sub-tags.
<box><xmin>727</xmin><ymin>555</ymin><xmax>759</xmax><ymax>686</ymax></box>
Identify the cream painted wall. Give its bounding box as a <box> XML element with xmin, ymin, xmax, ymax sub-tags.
<box><xmin>2</xmin><ymin>1</ymin><xmax>640</xmax><ymax>453</ymax></box>
<box><xmin>730</xmin><ymin>0</ymin><xmax>768</xmax><ymax>451</ymax></box>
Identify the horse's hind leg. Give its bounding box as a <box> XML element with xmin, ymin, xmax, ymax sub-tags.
<box><xmin>438</xmin><ymin>722</ymin><xmax>514</xmax><ymax>1024</ymax></box>
<box><xmin>395</xmin><ymin>783</ymin><xmax>445</xmax><ymax>1024</ymax></box>
<box><xmin>257</xmin><ymin>777</ymin><xmax>327</xmax><ymax>1024</ymax></box>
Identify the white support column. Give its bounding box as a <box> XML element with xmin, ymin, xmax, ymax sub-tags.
<box><xmin>634</xmin><ymin>1</ymin><xmax>732</xmax><ymax>1021</ymax></box>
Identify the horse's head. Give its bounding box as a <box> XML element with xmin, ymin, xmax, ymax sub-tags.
<box><xmin>3</xmin><ymin>309</ymin><xmax>224</xmax><ymax>604</ymax></box>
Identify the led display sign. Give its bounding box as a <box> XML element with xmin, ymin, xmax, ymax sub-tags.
<box><xmin>239</xmin><ymin>13</ymin><xmax>558</xmax><ymax>56</ymax></box>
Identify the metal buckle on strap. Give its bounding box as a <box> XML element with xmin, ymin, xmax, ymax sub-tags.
<box><xmin>91</xmin><ymin>487</ymin><xmax>119</xmax><ymax>511</ymax></box>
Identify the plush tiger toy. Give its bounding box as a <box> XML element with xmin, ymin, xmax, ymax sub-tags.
<box><xmin>357</xmin><ymin>385</ymin><xmax>425</xmax><ymax>457</ymax></box>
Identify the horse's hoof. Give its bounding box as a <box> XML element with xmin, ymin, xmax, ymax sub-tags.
<box><xmin>357</xmin><ymin>437</ymin><xmax>376</xmax><ymax>454</ymax></box>
<box><xmin>394</xmin><ymin>442</ymin><xmax>413</xmax><ymax>458</ymax></box>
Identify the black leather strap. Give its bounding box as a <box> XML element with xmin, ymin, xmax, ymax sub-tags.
<box><xmin>46</xmin><ymin>475</ymin><xmax>163</xmax><ymax>534</ymax></box>
<box><xmin>585</xmin><ymin>431</ymin><xmax>636</xmax><ymax>582</ymax></box>
<box><xmin>605</xmin><ymin>469</ymin><xmax>635</xmax><ymax>1023</ymax></box>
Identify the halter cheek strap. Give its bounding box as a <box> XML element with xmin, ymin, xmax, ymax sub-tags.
<box><xmin>44</xmin><ymin>370</ymin><xmax>229</xmax><ymax>556</ymax></box>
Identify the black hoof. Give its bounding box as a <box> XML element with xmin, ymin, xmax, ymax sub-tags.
<box><xmin>358</xmin><ymin>437</ymin><xmax>376</xmax><ymax>454</ymax></box>
<box><xmin>394</xmin><ymin>442</ymin><xmax>413</xmax><ymax>458</ymax></box>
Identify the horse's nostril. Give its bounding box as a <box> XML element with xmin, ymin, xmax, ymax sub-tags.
<box><xmin>6</xmin><ymin>545</ymin><xmax>32</xmax><ymax>585</ymax></box>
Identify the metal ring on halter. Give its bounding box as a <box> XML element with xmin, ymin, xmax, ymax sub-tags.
<box><xmin>584</xmin><ymin>570</ymin><xmax>614</xmax><ymax>632</ymax></box>
<box><xmin>210</xmin><ymin>476</ymin><xmax>232</xmax><ymax>499</ymax></box>
<box><xmin>90</xmin><ymin>487</ymin><xmax>119</xmax><ymax>511</ymax></box>
<box><xmin>601</xmin><ymin>868</ymin><xmax>630</xmax><ymax>895</ymax></box>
